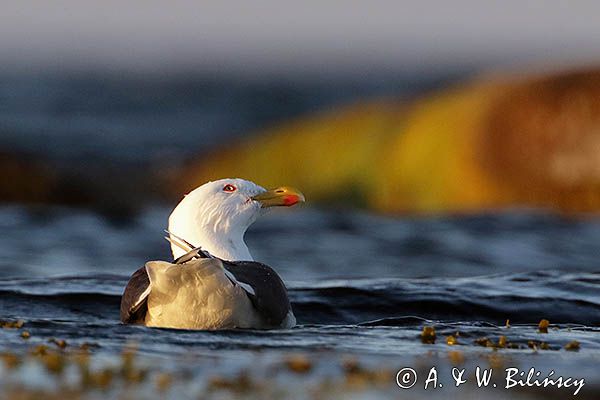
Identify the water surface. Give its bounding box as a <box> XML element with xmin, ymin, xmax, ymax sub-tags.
<box><xmin>1</xmin><ymin>206</ymin><xmax>599</xmax><ymax>398</ymax></box>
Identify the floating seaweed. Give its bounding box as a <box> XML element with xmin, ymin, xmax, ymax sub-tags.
<box><xmin>155</xmin><ymin>372</ymin><xmax>173</xmax><ymax>392</ymax></box>
<box><xmin>284</xmin><ymin>354</ymin><xmax>312</xmax><ymax>373</ymax></box>
<box><xmin>0</xmin><ymin>319</ymin><xmax>24</xmax><ymax>329</ymax></box>
<box><xmin>538</xmin><ymin>319</ymin><xmax>550</xmax><ymax>333</ymax></box>
<box><xmin>48</xmin><ymin>338</ymin><xmax>68</xmax><ymax>349</ymax></box>
<box><xmin>565</xmin><ymin>341</ymin><xmax>581</xmax><ymax>351</ymax></box>
<box><xmin>421</xmin><ymin>326</ymin><xmax>436</xmax><ymax>344</ymax></box>
<box><xmin>446</xmin><ymin>335</ymin><xmax>458</xmax><ymax>345</ymax></box>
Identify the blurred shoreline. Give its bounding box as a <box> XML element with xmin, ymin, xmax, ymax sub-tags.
<box><xmin>1</xmin><ymin>66</ymin><xmax>600</xmax><ymax>216</ymax></box>
<box><xmin>0</xmin><ymin>69</ymin><xmax>468</xmax><ymax>214</ymax></box>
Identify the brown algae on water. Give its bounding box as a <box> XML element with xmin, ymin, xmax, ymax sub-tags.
<box><xmin>120</xmin><ymin>346</ymin><xmax>147</xmax><ymax>383</ymax></box>
<box><xmin>497</xmin><ymin>335</ymin><xmax>507</xmax><ymax>348</ymax></box>
<box><xmin>1</xmin><ymin>352</ymin><xmax>20</xmax><ymax>369</ymax></box>
<box><xmin>538</xmin><ymin>319</ymin><xmax>550</xmax><ymax>333</ymax></box>
<box><xmin>447</xmin><ymin>350</ymin><xmax>465</xmax><ymax>365</ymax></box>
<box><xmin>284</xmin><ymin>354</ymin><xmax>313</xmax><ymax>373</ymax></box>
<box><xmin>474</xmin><ymin>336</ymin><xmax>519</xmax><ymax>350</ymax></box>
<box><xmin>341</xmin><ymin>357</ymin><xmax>392</xmax><ymax>389</ymax></box>
<box><xmin>0</xmin><ymin>319</ymin><xmax>25</xmax><ymax>329</ymax></box>
<box><xmin>0</xmin><ymin>317</ymin><xmax>594</xmax><ymax>398</ymax></box>
<box><xmin>155</xmin><ymin>372</ymin><xmax>173</xmax><ymax>392</ymax></box>
<box><xmin>446</xmin><ymin>335</ymin><xmax>458</xmax><ymax>345</ymax></box>
<box><xmin>474</xmin><ymin>337</ymin><xmax>494</xmax><ymax>347</ymax></box>
<box><xmin>421</xmin><ymin>326</ymin><xmax>436</xmax><ymax>344</ymax></box>
<box><xmin>30</xmin><ymin>344</ymin><xmax>49</xmax><ymax>356</ymax></box>
<box><xmin>208</xmin><ymin>371</ymin><xmax>259</xmax><ymax>394</ymax></box>
<box><xmin>527</xmin><ymin>340</ymin><xmax>552</xmax><ymax>351</ymax></box>
<box><xmin>565</xmin><ymin>341</ymin><xmax>581</xmax><ymax>351</ymax></box>
<box><xmin>48</xmin><ymin>338</ymin><xmax>68</xmax><ymax>349</ymax></box>
<box><xmin>0</xmin><ymin>341</ymin><xmax>596</xmax><ymax>399</ymax></box>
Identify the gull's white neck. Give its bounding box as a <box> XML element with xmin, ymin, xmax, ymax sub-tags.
<box><xmin>167</xmin><ymin>190</ymin><xmax>255</xmax><ymax>261</ymax></box>
<box><xmin>188</xmin><ymin>225</ymin><xmax>253</xmax><ymax>261</ymax></box>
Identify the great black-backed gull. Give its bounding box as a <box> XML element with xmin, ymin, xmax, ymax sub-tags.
<box><xmin>120</xmin><ymin>178</ymin><xmax>304</xmax><ymax>330</ymax></box>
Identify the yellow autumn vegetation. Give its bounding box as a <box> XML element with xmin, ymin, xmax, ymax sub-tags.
<box><xmin>172</xmin><ymin>68</ymin><xmax>600</xmax><ymax>214</ymax></box>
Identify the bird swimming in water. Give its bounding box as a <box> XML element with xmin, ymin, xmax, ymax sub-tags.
<box><xmin>120</xmin><ymin>178</ymin><xmax>305</xmax><ymax>330</ymax></box>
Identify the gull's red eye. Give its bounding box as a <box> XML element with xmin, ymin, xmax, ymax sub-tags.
<box><xmin>223</xmin><ymin>184</ymin><xmax>237</xmax><ymax>193</ymax></box>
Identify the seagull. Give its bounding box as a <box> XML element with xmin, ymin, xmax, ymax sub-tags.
<box><xmin>120</xmin><ymin>178</ymin><xmax>305</xmax><ymax>330</ymax></box>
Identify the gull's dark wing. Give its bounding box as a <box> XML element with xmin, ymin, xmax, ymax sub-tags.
<box><xmin>223</xmin><ymin>261</ymin><xmax>292</xmax><ymax>327</ymax></box>
<box><xmin>120</xmin><ymin>266</ymin><xmax>150</xmax><ymax>324</ymax></box>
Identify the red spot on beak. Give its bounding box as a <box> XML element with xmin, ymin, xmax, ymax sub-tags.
<box><xmin>283</xmin><ymin>195</ymin><xmax>300</xmax><ymax>206</ymax></box>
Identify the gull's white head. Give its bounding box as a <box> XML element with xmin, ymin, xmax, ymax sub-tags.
<box><xmin>168</xmin><ymin>178</ymin><xmax>305</xmax><ymax>261</ymax></box>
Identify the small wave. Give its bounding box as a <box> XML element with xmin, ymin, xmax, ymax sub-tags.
<box><xmin>1</xmin><ymin>271</ymin><xmax>599</xmax><ymax>326</ymax></box>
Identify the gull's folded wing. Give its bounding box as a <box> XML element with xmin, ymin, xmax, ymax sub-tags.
<box><xmin>223</xmin><ymin>261</ymin><xmax>292</xmax><ymax>327</ymax></box>
<box><xmin>120</xmin><ymin>266</ymin><xmax>150</xmax><ymax>324</ymax></box>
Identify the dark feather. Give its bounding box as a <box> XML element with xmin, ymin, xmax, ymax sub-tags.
<box><xmin>120</xmin><ymin>266</ymin><xmax>150</xmax><ymax>324</ymax></box>
<box><xmin>223</xmin><ymin>261</ymin><xmax>292</xmax><ymax>327</ymax></box>
<box><xmin>173</xmin><ymin>246</ymin><xmax>212</xmax><ymax>264</ymax></box>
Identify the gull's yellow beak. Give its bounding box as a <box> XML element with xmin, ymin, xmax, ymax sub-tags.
<box><xmin>252</xmin><ymin>186</ymin><xmax>305</xmax><ymax>208</ymax></box>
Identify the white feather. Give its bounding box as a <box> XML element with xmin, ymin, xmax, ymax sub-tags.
<box><xmin>168</xmin><ymin>179</ymin><xmax>266</xmax><ymax>261</ymax></box>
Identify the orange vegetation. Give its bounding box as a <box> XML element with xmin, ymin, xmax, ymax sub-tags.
<box><xmin>171</xmin><ymin>68</ymin><xmax>600</xmax><ymax>214</ymax></box>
